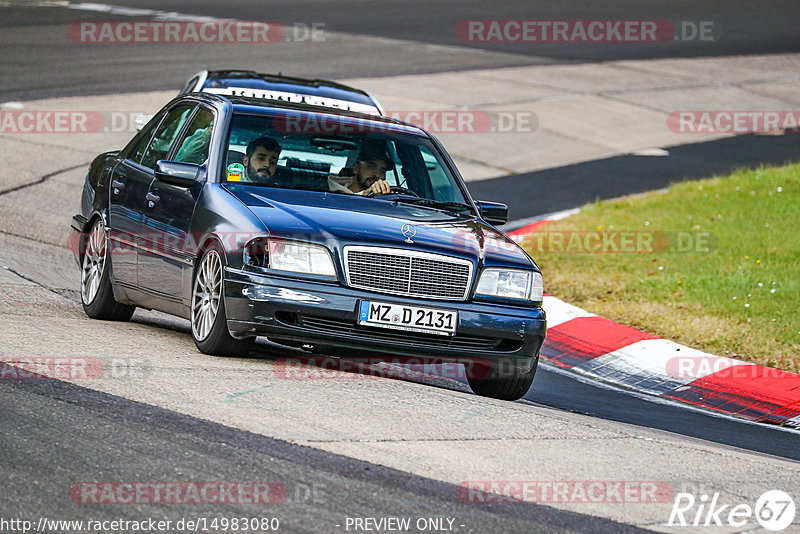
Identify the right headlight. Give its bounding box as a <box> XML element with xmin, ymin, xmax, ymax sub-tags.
<box><xmin>475</xmin><ymin>268</ymin><xmax>543</xmax><ymax>302</ymax></box>
<box><xmin>269</xmin><ymin>240</ymin><xmax>336</xmax><ymax>277</ymax></box>
<box><xmin>244</xmin><ymin>238</ymin><xmax>336</xmax><ymax>278</ymax></box>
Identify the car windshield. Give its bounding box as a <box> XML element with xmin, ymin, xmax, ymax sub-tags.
<box><xmin>224</xmin><ymin>112</ymin><xmax>471</xmax><ymax>207</ymax></box>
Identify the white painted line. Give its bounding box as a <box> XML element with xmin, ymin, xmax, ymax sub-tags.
<box><xmin>504</xmin><ymin>208</ymin><xmax>581</xmax><ymax>232</ymax></box>
<box><xmin>629</xmin><ymin>148</ymin><xmax>669</xmax><ymax>157</ymax></box>
<box><xmin>68</xmin><ymin>2</ymin><xmax>222</xmax><ymax>21</ymax></box>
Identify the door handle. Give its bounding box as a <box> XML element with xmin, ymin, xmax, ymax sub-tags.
<box><xmin>111</xmin><ymin>179</ymin><xmax>125</xmax><ymax>195</ymax></box>
<box><xmin>146</xmin><ymin>192</ymin><xmax>160</xmax><ymax>208</ymax></box>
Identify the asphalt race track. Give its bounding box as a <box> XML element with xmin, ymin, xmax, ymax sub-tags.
<box><xmin>1</xmin><ymin>2</ymin><xmax>799</xmax><ymax>533</ymax></box>
<box><xmin>4</xmin><ymin>0</ymin><xmax>800</xmax><ymax>100</ymax></box>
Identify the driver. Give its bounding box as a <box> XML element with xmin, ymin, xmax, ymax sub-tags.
<box><xmin>328</xmin><ymin>147</ymin><xmax>393</xmax><ymax>196</ymax></box>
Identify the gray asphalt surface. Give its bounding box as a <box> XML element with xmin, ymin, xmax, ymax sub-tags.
<box><xmin>527</xmin><ymin>362</ymin><xmax>800</xmax><ymax>461</ymax></box>
<box><xmin>482</xmin><ymin>133</ymin><xmax>800</xmax><ymax>223</ymax></box>
<box><xmin>2</xmin><ymin>2</ymin><xmax>800</xmax><ymax>533</ymax></box>
<box><xmin>3</xmin><ymin>1</ymin><xmax>800</xmax><ymax>100</ymax></box>
<box><xmin>1</xmin><ymin>376</ymin><xmax>644</xmax><ymax>533</ymax></box>
<box><xmin>96</xmin><ymin>0</ymin><xmax>800</xmax><ymax>59</ymax></box>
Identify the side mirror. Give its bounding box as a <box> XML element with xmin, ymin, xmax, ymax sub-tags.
<box><xmin>476</xmin><ymin>200</ymin><xmax>509</xmax><ymax>225</ymax></box>
<box><xmin>155</xmin><ymin>160</ymin><xmax>200</xmax><ymax>187</ymax></box>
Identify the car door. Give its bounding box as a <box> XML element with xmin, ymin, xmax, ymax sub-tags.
<box><xmin>138</xmin><ymin>106</ymin><xmax>215</xmax><ymax>300</ymax></box>
<box><xmin>108</xmin><ymin>103</ymin><xmax>194</xmax><ymax>291</ymax></box>
<box><xmin>106</xmin><ymin>111</ymin><xmax>164</xmax><ymax>287</ymax></box>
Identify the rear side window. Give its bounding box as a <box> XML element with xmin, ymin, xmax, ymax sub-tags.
<box><xmin>140</xmin><ymin>105</ymin><xmax>193</xmax><ymax>170</ymax></box>
<box><xmin>126</xmin><ymin>113</ymin><xmax>163</xmax><ymax>164</ymax></box>
<box><xmin>173</xmin><ymin>108</ymin><xmax>215</xmax><ymax>165</ymax></box>
<box><xmin>179</xmin><ymin>75</ymin><xmax>201</xmax><ymax>95</ymax></box>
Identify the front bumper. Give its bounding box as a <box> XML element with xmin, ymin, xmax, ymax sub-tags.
<box><xmin>224</xmin><ymin>267</ymin><xmax>546</xmax><ymax>377</ymax></box>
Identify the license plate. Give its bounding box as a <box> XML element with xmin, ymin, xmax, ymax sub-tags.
<box><xmin>358</xmin><ymin>300</ymin><xmax>457</xmax><ymax>336</ymax></box>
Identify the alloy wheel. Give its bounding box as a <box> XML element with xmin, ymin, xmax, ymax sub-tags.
<box><xmin>192</xmin><ymin>250</ymin><xmax>222</xmax><ymax>341</ymax></box>
<box><xmin>81</xmin><ymin>220</ymin><xmax>106</xmax><ymax>305</ymax></box>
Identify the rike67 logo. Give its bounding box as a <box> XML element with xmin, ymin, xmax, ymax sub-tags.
<box><xmin>668</xmin><ymin>490</ymin><xmax>796</xmax><ymax>531</ymax></box>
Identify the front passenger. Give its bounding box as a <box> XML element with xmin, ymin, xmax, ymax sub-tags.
<box><xmin>242</xmin><ymin>137</ymin><xmax>294</xmax><ymax>186</ymax></box>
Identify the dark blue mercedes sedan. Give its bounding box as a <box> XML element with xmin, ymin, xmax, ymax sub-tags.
<box><xmin>71</xmin><ymin>92</ymin><xmax>546</xmax><ymax>400</ymax></box>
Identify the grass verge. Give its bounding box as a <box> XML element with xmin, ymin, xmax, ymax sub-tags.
<box><xmin>521</xmin><ymin>163</ymin><xmax>800</xmax><ymax>373</ymax></box>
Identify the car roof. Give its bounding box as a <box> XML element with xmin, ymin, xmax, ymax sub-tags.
<box><xmin>224</xmin><ymin>96</ymin><xmax>424</xmax><ymax>136</ymax></box>
<box><xmin>196</xmin><ymin>70</ymin><xmax>383</xmax><ymax>115</ymax></box>
<box><xmin>205</xmin><ymin>70</ymin><xmax>372</xmax><ymax>97</ymax></box>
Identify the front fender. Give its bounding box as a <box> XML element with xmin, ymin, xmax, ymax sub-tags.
<box><xmin>184</xmin><ymin>182</ymin><xmax>268</xmax><ymax>300</ymax></box>
<box><xmin>72</xmin><ymin>152</ymin><xmax>119</xmax><ymax>266</ymax></box>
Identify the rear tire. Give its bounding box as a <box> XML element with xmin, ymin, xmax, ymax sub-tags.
<box><xmin>467</xmin><ymin>355</ymin><xmax>539</xmax><ymax>401</ymax></box>
<box><xmin>191</xmin><ymin>245</ymin><xmax>255</xmax><ymax>356</ymax></box>
<box><xmin>81</xmin><ymin>218</ymin><xmax>135</xmax><ymax>321</ymax></box>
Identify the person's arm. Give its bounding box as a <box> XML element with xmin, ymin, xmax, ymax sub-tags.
<box><xmin>327</xmin><ymin>176</ymin><xmax>354</xmax><ymax>194</ymax></box>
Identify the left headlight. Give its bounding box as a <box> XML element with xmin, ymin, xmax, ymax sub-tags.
<box><xmin>475</xmin><ymin>268</ymin><xmax>543</xmax><ymax>302</ymax></box>
<box><xmin>244</xmin><ymin>238</ymin><xmax>336</xmax><ymax>278</ymax></box>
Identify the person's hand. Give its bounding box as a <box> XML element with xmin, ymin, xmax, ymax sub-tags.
<box><xmin>362</xmin><ymin>179</ymin><xmax>391</xmax><ymax>196</ymax></box>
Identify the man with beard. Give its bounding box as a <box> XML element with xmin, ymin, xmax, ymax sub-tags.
<box><xmin>242</xmin><ymin>136</ymin><xmax>293</xmax><ymax>185</ymax></box>
<box><xmin>328</xmin><ymin>147</ymin><xmax>393</xmax><ymax>196</ymax></box>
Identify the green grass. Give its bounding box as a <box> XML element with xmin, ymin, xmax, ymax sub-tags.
<box><xmin>521</xmin><ymin>163</ymin><xmax>800</xmax><ymax>372</ymax></box>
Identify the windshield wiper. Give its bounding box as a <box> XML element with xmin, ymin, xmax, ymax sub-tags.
<box><xmin>394</xmin><ymin>197</ymin><xmax>474</xmax><ymax>212</ymax></box>
<box><xmin>370</xmin><ymin>193</ymin><xmax>474</xmax><ymax>213</ymax></box>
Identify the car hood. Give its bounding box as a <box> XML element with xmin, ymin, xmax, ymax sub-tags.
<box><xmin>224</xmin><ymin>185</ymin><xmax>535</xmax><ymax>270</ymax></box>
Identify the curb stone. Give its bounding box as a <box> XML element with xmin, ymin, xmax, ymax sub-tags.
<box><xmin>507</xmin><ymin>219</ymin><xmax>800</xmax><ymax>429</ymax></box>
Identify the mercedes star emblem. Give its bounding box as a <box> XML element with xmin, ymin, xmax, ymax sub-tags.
<box><xmin>401</xmin><ymin>224</ymin><xmax>416</xmax><ymax>243</ymax></box>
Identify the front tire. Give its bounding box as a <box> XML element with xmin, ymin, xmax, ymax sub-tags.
<box><xmin>81</xmin><ymin>218</ymin><xmax>135</xmax><ymax>321</ymax></box>
<box><xmin>191</xmin><ymin>245</ymin><xmax>254</xmax><ymax>356</ymax></box>
<box><xmin>467</xmin><ymin>355</ymin><xmax>539</xmax><ymax>401</ymax></box>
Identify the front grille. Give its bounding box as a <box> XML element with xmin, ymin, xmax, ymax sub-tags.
<box><xmin>345</xmin><ymin>246</ymin><xmax>472</xmax><ymax>300</ymax></box>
